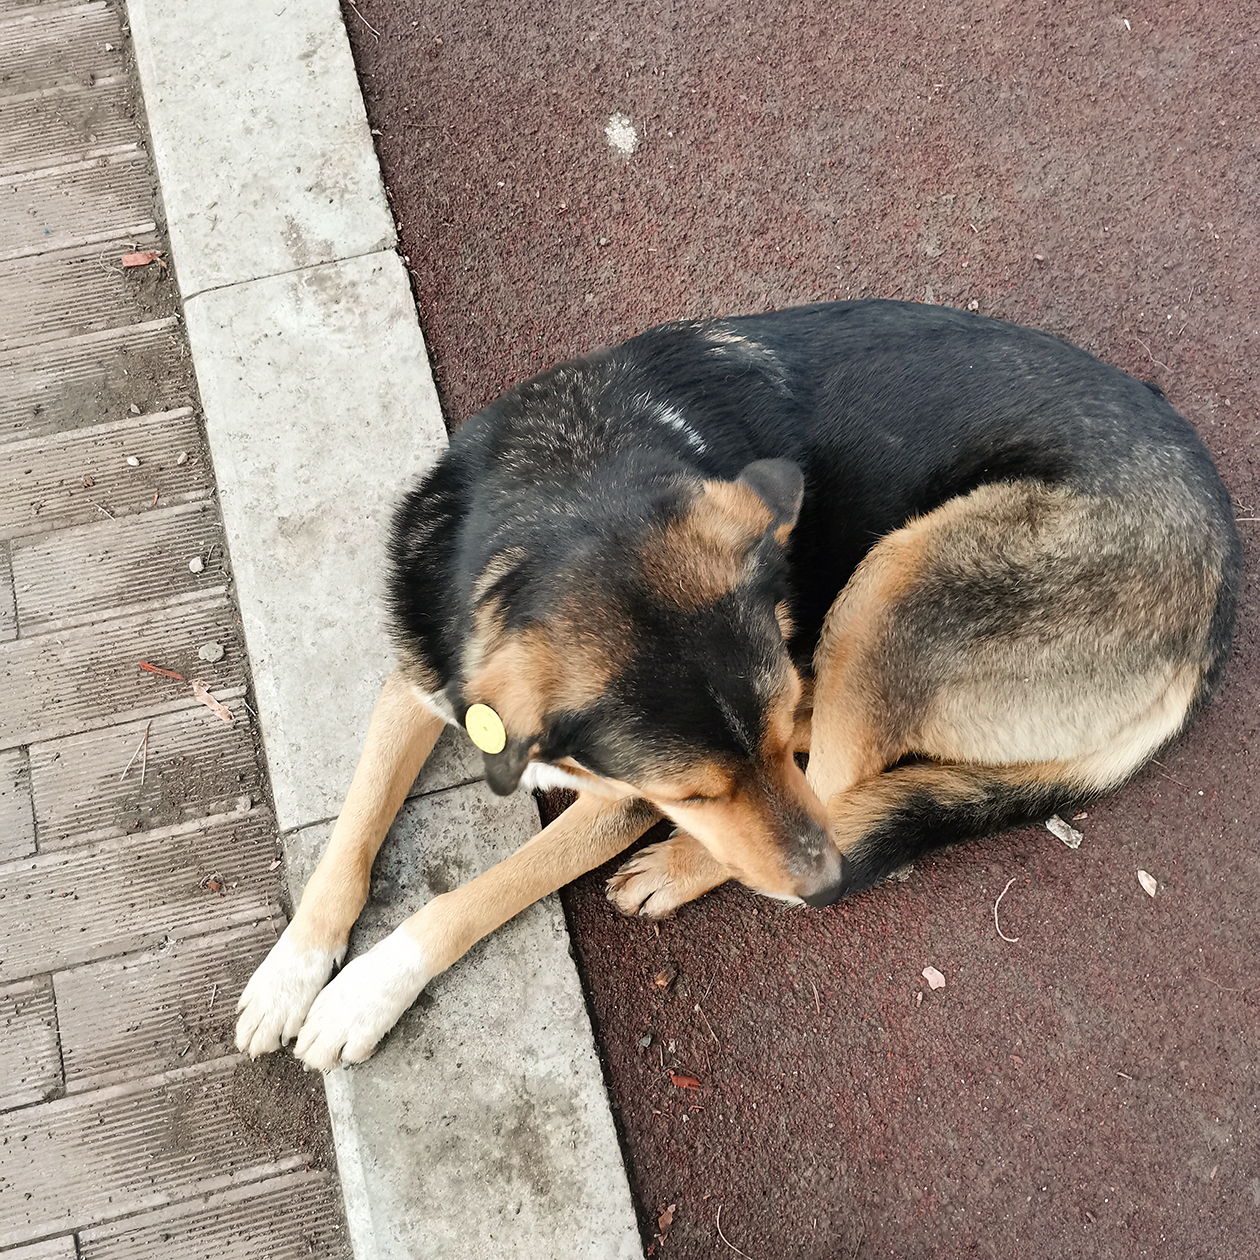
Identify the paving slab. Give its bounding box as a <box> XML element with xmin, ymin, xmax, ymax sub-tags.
<box><xmin>182</xmin><ymin>252</ymin><xmax>446</xmax><ymax>833</ymax></box>
<box><xmin>0</xmin><ymin>746</ymin><xmax>34</xmax><ymax>861</ymax></box>
<box><xmin>0</xmin><ymin>810</ymin><xmax>279</xmax><ymax>978</ymax></box>
<box><xmin>0</xmin><ymin>540</ymin><xmax>14</xmax><ymax>640</ymax></box>
<box><xmin>0</xmin><ymin>596</ymin><xmax>245</xmax><ymax>748</ymax></box>
<box><xmin>0</xmin><ymin>408</ymin><xmax>210</xmax><ymax>537</ymax></box>
<box><xmin>126</xmin><ymin>0</ymin><xmax>395</xmax><ymax>298</ymax></box>
<box><xmin>29</xmin><ymin>698</ymin><xmax>262</xmax><ymax>847</ymax></box>
<box><xmin>283</xmin><ymin>783</ymin><xmax>642</xmax><ymax>1260</ymax></box>
<box><xmin>78</xmin><ymin>1169</ymin><xmax>349</xmax><ymax>1260</ymax></box>
<box><xmin>56</xmin><ymin>921</ymin><xmax>281</xmax><ymax>1092</ymax></box>
<box><xmin>11</xmin><ymin>500</ymin><xmax>227</xmax><ymax>634</ymax></box>
<box><xmin>0</xmin><ymin>1058</ymin><xmax>307</xmax><ymax>1248</ymax></box>
<box><xmin>0</xmin><ymin>976</ymin><xmax>60</xmax><ymax>1111</ymax></box>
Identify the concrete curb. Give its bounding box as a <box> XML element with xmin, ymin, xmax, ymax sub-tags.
<box><xmin>124</xmin><ymin>1</ymin><xmax>642</xmax><ymax>1255</ymax></box>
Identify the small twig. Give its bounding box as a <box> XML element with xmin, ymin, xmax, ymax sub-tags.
<box><xmin>849</xmin><ymin>1225</ymin><xmax>866</xmax><ymax>1259</ymax></box>
<box><xmin>1150</xmin><ymin>758</ymin><xmax>1189</xmax><ymax>789</ymax></box>
<box><xmin>138</xmin><ymin>721</ymin><xmax>151</xmax><ymax>788</ymax></box>
<box><xmin>1235</xmin><ymin>517</ymin><xmax>1260</xmax><ymax>522</ymax></box>
<box><xmin>88</xmin><ymin>497</ymin><xmax>115</xmax><ymax>520</ymax></box>
<box><xmin>347</xmin><ymin>0</ymin><xmax>381</xmax><ymax>37</ymax></box>
<box><xmin>1135</xmin><ymin>337</ymin><xmax>1171</xmax><ymax>372</ymax></box>
<box><xmin>696</xmin><ymin>1004</ymin><xmax>719</xmax><ymax>1044</ymax></box>
<box><xmin>119</xmin><ymin>727</ymin><xmax>148</xmax><ymax>781</ymax></box>
<box><xmin>178</xmin><ymin>1041</ymin><xmax>191</xmax><ymax>1057</ymax></box>
<box><xmin>208</xmin><ymin>983</ymin><xmax>218</xmax><ymax>1011</ymax></box>
<box><xmin>716</xmin><ymin>1205</ymin><xmax>757</xmax><ymax>1260</ymax></box>
<box><xmin>994</xmin><ymin>877</ymin><xmax>1020</xmax><ymax>943</ymax></box>
<box><xmin>1116</xmin><ymin>1070</ymin><xmax>1133</xmax><ymax>1080</ymax></box>
<box><xmin>812</xmin><ymin>981</ymin><xmax>821</xmax><ymax>1014</ymax></box>
<box><xmin>1203</xmin><ymin>975</ymin><xmax>1256</xmax><ymax>993</ymax></box>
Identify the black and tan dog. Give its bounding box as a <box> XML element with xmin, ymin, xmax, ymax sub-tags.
<box><xmin>236</xmin><ymin>300</ymin><xmax>1240</xmax><ymax>1071</ymax></box>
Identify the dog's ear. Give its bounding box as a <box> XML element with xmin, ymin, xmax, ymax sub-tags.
<box><xmin>737</xmin><ymin>459</ymin><xmax>804</xmax><ymax>535</ymax></box>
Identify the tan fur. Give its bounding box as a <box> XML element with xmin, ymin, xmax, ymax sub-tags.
<box><xmin>607</xmin><ymin>830</ymin><xmax>732</xmax><ymax>917</ymax></box>
<box><xmin>466</xmin><ymin>598</ymin><xmax>628</xmax><ymax>741</ymax></box>
<box><xmin>641</xmin><ymin>480</ymin><xmax>773</xmax><ymax>609</ymax></box>
<box><xmin>806</xmin><ymin>521</ymin><xmax>930</xmax><ymax>801</ymax></box>
<box><xmin>286</xmin><ymin>669</ymin><xmax>445</xmax><ymax>957</ymax></box>
<box><xmin>397</xmin><ymin>793</ymin><xmax>660</xmax><ymax>974</ymax></box>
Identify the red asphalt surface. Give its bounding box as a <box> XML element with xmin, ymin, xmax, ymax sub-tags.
<box><xmin>342</xmin><ymin>3</ymin><xmax>1257</xmax><ymax>1256</ymax></box>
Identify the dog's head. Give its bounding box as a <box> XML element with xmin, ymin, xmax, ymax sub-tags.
<box><xmin>458</xmin><ymin>458</ymin><xmax>845</xmax><ymax>907</ymax></box>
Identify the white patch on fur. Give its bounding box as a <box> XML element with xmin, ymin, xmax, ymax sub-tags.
<box><xmin>519</xmin><ymin>761</ymin><xmax>591</xmax><ymax>793</ymax></box>
<box><xmin>235</xmin><ymin>931</ymin><xmax>339</xmax><ymax>1058</ymax></box>
<box><xmin>413</xmin><ymin>683</ymin><xmax>457</xmax><ymax>726</ymax></box>
<box><xmin>294</xmin><ymin>929</ymin><xmax>433</xmax><ymax>1071</ymax></box>
<box><xmin>655</xmin><ymin>402</ymin><xmax>707</xmax><ymax>453</ymax></box>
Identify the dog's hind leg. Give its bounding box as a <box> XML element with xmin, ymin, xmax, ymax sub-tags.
<box><xmin>293</xmin><ymin>792</ymin><xmax>661</xmax><ymax>1070</ymax></box>
<box><xmin>236</xmin><ymin>667</ymin><xmax>446</xmax><ymax>1057</ymax></box>
<box><xmin>606</xmin><ymin>829</ymin><xmax>733</xmax><ymax>918</ymax></box>
<box><xmin>805</xmin><ymin>479</ymin><xmax>1223</xmax><ymax>897</ymax></box>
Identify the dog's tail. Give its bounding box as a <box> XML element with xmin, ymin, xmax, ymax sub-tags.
<box><xmin>831</xmin><ymin>761</ymin><xmax>1093</xmax><ymax>897</ymax></box>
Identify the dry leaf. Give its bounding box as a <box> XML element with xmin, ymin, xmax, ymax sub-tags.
<box><xmin>669</xmin><ymin>1072</ymin><xmax>701</xmax><ymax>1090</ymax></box>
<box><xmin>191</xmin><ymin>679</ymin><xmax>234</xmax><ymax>723</ymax></box>
<box><xmin>1046</xmin><ymin>814</ymin><xmax>1083</xmax><ymax>849</ymax></box>
<box><xmin>1137</xmin><ymin>869</ymin><xmax>1157</xmax><ymax>897</ymax></box>
<box><xmin>658</xmin><ymin>1204</ymin><xmax>675</xmax><ymax>1232</ymax></box>
<box><xmin>139</xmin><ymin>660</ymin><xmax>185</xmax><ymax>681</ymax></box>
<box><xmin>121</xmin><ymin>249</ymin><xmax>165</xmax><ymax>267</ymax></box>
<box><xmin>922</xmin><ymin>965</ymin><xmax>946</xmax><ymax>990</ymax></box>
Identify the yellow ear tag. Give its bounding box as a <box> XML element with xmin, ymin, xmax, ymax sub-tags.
<box><xmin>465</xmin><ymin>703</ymin><xmax>507</xmax><ymax>755</ymax></box>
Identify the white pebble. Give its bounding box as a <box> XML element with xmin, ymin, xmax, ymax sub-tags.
<box><xmin>126</xmin><ymin>456</ymin><xmax>140</xmax><ymax>467</ymax></box>
<box><xmin>188</xmin><ymin>556</ymin><xmax>204</xmax><ymax>573</ymax></box>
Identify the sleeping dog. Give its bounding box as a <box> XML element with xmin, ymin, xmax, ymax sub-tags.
<box><xmin>236</xmin><ymin>299</ymin><xmax>1240</xmax><ymax>1071</ymax></box>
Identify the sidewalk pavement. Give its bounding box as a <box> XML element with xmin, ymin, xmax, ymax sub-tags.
<box><xmin>126</xmin><ymin>0</ymin><xmax>641</xmax><ymax>1256</ymax></box>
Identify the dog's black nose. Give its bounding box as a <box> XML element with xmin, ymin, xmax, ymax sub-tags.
<box><xmin>800</xmin><ymin>851</ymin><xmax>850</xmax><ymax>908</ymax></box>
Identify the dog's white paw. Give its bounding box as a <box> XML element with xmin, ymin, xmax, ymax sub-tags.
<box><xmin>235</xmin><ymin>931</ymin><xmax>340</xmax><ymax>1058</ymax></box>
<box><xmin>294</xmin><ymin>929</ymin><xmax>432</xmax><ymax>1071</ymax></box>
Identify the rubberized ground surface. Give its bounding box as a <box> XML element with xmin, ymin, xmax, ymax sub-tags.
<box><xmin>344</xmin><ymin>3</ymin><xmax>1258</xmax><ymax>1255</ymax></box>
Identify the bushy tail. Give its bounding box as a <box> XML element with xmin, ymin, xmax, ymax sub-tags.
<box><xmin>831</xmin><ymin>761</ymin><xmax>1091</xmax><ymax>897</ymax></box>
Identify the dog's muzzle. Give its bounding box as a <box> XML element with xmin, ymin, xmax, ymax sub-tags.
<box><xmin>799</xmin><ymin>848</ymin><xmax>850</xmax><ymax>908</ymax></box>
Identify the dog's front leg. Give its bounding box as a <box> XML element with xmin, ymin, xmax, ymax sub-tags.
<box><xmin>293</xmin><ymin>792</ymin><xmax>660</xmax><ymax>1071</ymax></box>
<box><xmin>235</xmin><ymin>668</ymin><xmax>446</xmax><ymax>1058</ymax></box>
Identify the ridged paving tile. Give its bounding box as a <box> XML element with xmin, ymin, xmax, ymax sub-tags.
<box><xmin>12</xmin><ymin>501</ymin><xmax>228</xmax><ymax>635</ymax></box>
<box><xmin>77</xmin><ymin>1169</ymin><xmax>351</xmax><ymax>1260</ymax></box>
<box><xmin>0</xmin><ymin>150</ymin><xmax>154</xmax><ymax>262</ymax></box>
<box><xmin>0</xmin><ymin>746</ymin><xmax>35</xmax><ymax>860</ymax></box>
<box><xmin>0</xmin><ymin>809</ymin><xmax>281</xmax><ymax>978</ymax></box>
<box><xmin>0</xmin><ymin>317</ymin><xmax>191</xmax><ymax>437</ymax></box>
<box><xmin>0</xmin><ymin>2</ymin><xmax>122</xmax><ymax>100</ymax></box>
<box><xmin>2</xmin><ymin>1238</ymin><xmax>76</xmax><ymax>1260</ymax></box>
<box><xmin>0</xmin><ymin>80</ymin><xmax>136</xmax><ymax>179</ymax></box>
<box><xmin>56</xmin><ymin>921</ymin><xmax>282</xmax><ymax>1092</ymax></box>
<box><xmin>0</xmin><ymin>595</ymin><xmax>244</xmax><ymax>748</ymax></box>
<box><xmin>0</xmin><ymin>1058</ymin><xmax>311</xmax><ymax>1247</ymax></box>
<box><xmin>30</xmin><ymin>699</ymin><xmax>262</xmax><ymax>848</ymax></box>
<box><xmin>0</xmin><ymin>976</ymin><xmax>60</xmax><ymax>1110</ymax></box>
<box><xmin>0</xmin><ymin>539</ymin><xmax>15</xmax><ymax>639</ymax></box>
<box><xmin>0</xmin><ymin>409</ymin><xmax>210</xmax><ymax>535</ymax></box>
<box><xmin>0</xmin><ymin>234</ymin><xmax>170</xmax><ymax>350</ymax></box>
